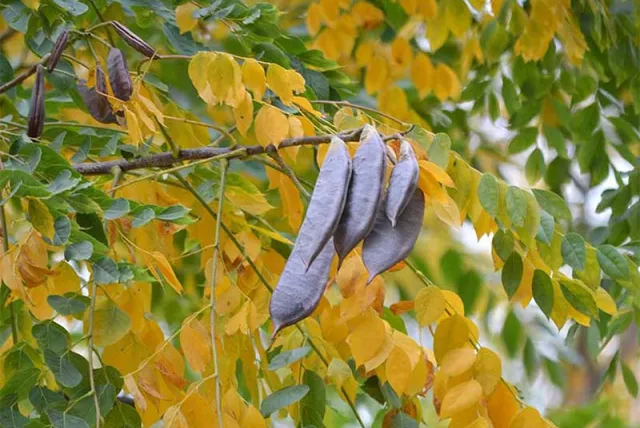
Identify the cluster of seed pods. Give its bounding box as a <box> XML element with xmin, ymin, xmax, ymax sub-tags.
<box><xmin>270</xmin><ymin>124</ymin><xmax>423</xmax><ymax>335</ymax></box>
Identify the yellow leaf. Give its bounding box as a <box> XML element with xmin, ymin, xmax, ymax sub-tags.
<box><xmin>390</xmin><ymin>37</ymin><xmax>412</xmax><ymax>72</ymax></box>
<box><xmin>440</xmin><ymin>347</ymin><xmax>476</xmax><ymax>377</ymax></box>
<box><xmin>241</xmin><ymin>405</ymin><xmax>266</xmax><ymax>428</ymax></box>
<box><xmin>269</xmin><ymin>169</ymin><xmax>303</xmax><ymax>231</ymax></box>
<box><xmin>412</xmin><ymin>52</ymin><xmax>433</xmax><ymax>99</ymax></box>
<box><xmin>233</xmin><ymin>91</ymin><xmax>253</xmax><ymax>136</ymax></box>
<box><xmin>473</xmin><ymin>347</ymin><xmax>501</xmax><ymax>396</ymax></box>
<box><xmin>328</xmin><ymin>358</ymin><xmax>353</xmax><ymax>386</ymax></box>
<box><xmin>418</xmin><ymin>0</ymin><xmax>437</xmax><ymax>18</ymax></box>
<box><xmin>346</xmin><ymin>309</ymin><xmax>385</xmax><ymax>367</ymax></box>
<box><xmin>189</xmin><ymin>52</ymin><xmax>216</xmax><ymax>104</ymax></box>
<box><xmin>176</xmin><ymin>3</ymin><xmax>199</xmax><ymax>34</ymax></box>
<box><xmin>124</xmin><ymin>374</ymin><xmax>147</xmax><ymax>413</ymax></box>
<box><xmin>406</xmin><ymin>353</ymin><xmax>429</xmax><ymax>396</ymax></box>
<box><xmin>27</xmin><ymin>199</ymin><xmax>54</xmax><ymax>239</ymax></box>
<box><xmin>207</xmin><ymin>53</ymin><xmax>242</xmax><ymax>106</ymax></box>
<box><xmin>487</xmin><ymin>381</ymin><xmax>519</xmax><ymax>428</ymax></box>
<box><xmin>352</xmin><ymin>1</ymin><xmax>384</xmax><ymax>29</ymax></box>
<box><xmin>293</xmin><ymin>96</ymin><xmax>322</xmax><ymax>117</ymax></box>
<box><xmin>287</xmin><ymin>70</ymin><xmax>306</xmax><ymax>94</ymax></box>
<box><xmin>399</xmin><ymin>0</ymin><xmax>417</xmax><ymax>14</ymax></box>
<box><xmin>267</xmin><ymin>63</ymin><xmax>294</xmax><ymax>105</ymax></box>
<box><xmin>595</xmin><ymin>287</ymin><xmax>617</xmax><ymax>315</ymax></box>
<box><xmin>355</xmin><ymin>40</ymin><xmax>376</xmax><ymax>68</ymax></box>
<box><xmin>124</xmin><ymin>107</ymin><xmax>144</xmax><ymax>146</ymax></box>
<box><xmin>226</xmin><ymin>300</ymin><xmax>259</xmax><ymax>335</ymax></box>
<box><xmin>434</xmin><ymin>63</ymin><xmax>461</xmax><ymax>101</ymax></box>
<box><xmin>378</xmin><ymin>86</ymin><xmax>409</xmax><ymax>121</ymax></box>
<box><xmin>509</xmin><ymin>407</ymin><xmax>546</xmax><ymax>428</ymax></box>
<box><xmin>242</xmin><ymin>58</ymin><xmax>266</xmax><ymax>101</ymax></box>
<box><xmin>427</xmin><ymin>14</ymin><xmax>449</xmax><ymax>52</ymax></box>
<box><xmin>179</xmin><ymin>318</ymin><xmax>211</xmax><ymax>374</ymax></box>
<box><xmin>386</xmin><ymin>346</ymin><xmax>412</xmax><ymax>395</ymax></box>
<box><xmin>254</xmin><ymin>105</ymin><xmax>289</xmax><ymax>146</ymax></box>
<box><xmin>288</xmin><ymin>116</ymin><xmax>304</xmax><ymax>139</ymax></box>
<box><xmin>445</xmin><ymin>0</ymin><xmax>471</xmax><ymax>38</ymax></box>
<box><xmin>415</xmin><ymin>286</ymin><xmax>445</xmax><ymax>326</ymax></box>
<box><xmin>365</xmin><ymin>54</ymin><xmax>388</xmax><ymax>95</ymax></box>
<box><xmin>85</xmin><ymin>298</ymin><xmax>131</xmax><ymax>347</ymax></box>
<box><xmin>306</xmin><ymin>3</ymin><xmax>323</xmax><ymax>36</ymax></box>
<box><xmin>418</xmin><ymin>168</ymin><xmax>448</xmax><ymax>203</ymax></box>
<box><xmin>439</xmin><ymin>290</ymin><xmax>465</xmax><ymax>320</ymax></box>
<box><xmin>420</xmin><ymin>160</ymin><xmax>454</xmax><ymax>187</ymax></box>
<box><xmin>319</xmin><ymin>0</ymin><xmax>340</xmax><ymax>25</ymax></box>
<box><xmin>434</xmin><ymin>314</ymin><xmax>469</xmax><ymax>363</ymax></box>
<box><xmin>440</xmin><ymin>379</ymin><xmax>483</xmax><ymax>419</ymax></box>
<box><xmin>143</xmin><ymin>251</ymin><xmax>183</xmax><ymax>295</ymax></box>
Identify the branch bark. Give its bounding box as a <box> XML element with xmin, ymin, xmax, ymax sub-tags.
<box><xmin>73</xmin><ymin>126</ymin><xmax>410</xmax><ymax>175</ymax></box>
<box><xmin>0</xmin><ymin>54</ymin><xmax>51</xmax><ymax>95</ymax></box>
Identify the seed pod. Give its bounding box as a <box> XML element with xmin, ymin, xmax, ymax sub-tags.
<box><xmin>78</xmin><ymin>65</ymin><xmax>117</xmax><ymax>124</ymax></box>
<box><xmin>334</xmin><ymin>124</ymin><xmax>386</xmax><ymax>265</ymax></box>
<box><xmin>270</xmin><ymin>238</ymin><xmax>335</xmax><ymax>337</ymax></box>
<box><xmin>111</xmin><ymin>21</ymin><xmax>156</xmax><ymax>58</ymax></box>
<box><xmin>386</xmin><ymin>140</ymin><xmax>419</xmax><ymax>227</ymax></box>
<box><xmin>363</xmin><ymin>189</ymin><xmax>424</xmax><ymax>283</ymax></box>
<box><xmin>297</xmin><ymin>137</ymin><xmax>351</xmax><ymax>269</ymax></box>
<box><xmin>107</xmin><ymin>48</ymin><xmax>133</xmax><ymax>101</ymax></box>
<box><xmin>27</xmin><ymin>66</ymin><xmax>45</xmax><ymax>139</ymax></box>
<box><xmin>47</xmin><ymin>30</ymin><xmax>69</xmax><ymax>73</ymax></box>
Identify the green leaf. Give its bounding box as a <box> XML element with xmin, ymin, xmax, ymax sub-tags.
<box><xmin>525</xmin><ymin>149</ymin><xmax>545</xmax><ymax>184</ymax></box>
<box><xmin>543</xmin><ymin>126</ymin><xmax>567</xmax><ymax>158</ymax></box>
<box><xmin>103</xmin><ymin>402</ymin><xmax>141</xmax><ymax>428</ymax></box>
<box><xmin>508</xmin><ymin>127</ymin><xmax>538</xmax><ymax>154</ymax></box>
<box><xmin>0</xmin><ymin>367</ymin><xmax>40</xmax><ymax>402</ymax></box>
<box><xmin>427</xmin><ymin>133</ymin><xmax>451</xmax><ymax>168</ymax></box>
<box><xmin>300</xmin><ymin>371</ymin><xmax>326</xmax><ymax>427</ymax></box>
<box><xmin>502</xmin><ymin>77</ymin><xmax>520</xmax><ymax>116</ymax></box>
<box><xmin>501</xmin><ymin>310</ymin><xmax>522</xmax><ymax>358</ymax></box>
<box><xmin>596</xmin><ymin>245</ymin><xmax>629</xmax><ymax>280</ymax></box>
<box><xmin>32</xmin><ymin>321</ymin><xmax>70</xmax><ymax>354</ymax></box>
<box><xmin>559</xmin><ymin>279</ymin><xmax>597</xmax><ymax>318</ymax></box>
<box><xmin>536</xmin><ymin>210</ymin><xmax>555</xmax><ymax>244</ymax></box>
<box><xmin>523</xmin><ymin>338</ymin><xmax>537</xmax><ymax>380</ymax></box>
<box><xmin>51</xmin><ymin>0</ymin><xmax>88</xmax><ymax>15</ymax></box>
<box><xmin>390</xmin><ymin>413</ymin><xmax>418</xmax><ymax>428</ymax></box>
<box><xmin>532</xmin><ymin>270</ymin><xmax>554</xmax><ymax>319</ymax></box>
<box><xmin>104</xmin><ymin>199</ymin><xmax>130</xmax><ymax>220</ymax></box>
<box><xmin>46</xmin><ymin>409</ymin><xmax>90</xmax><ymax>428</ymax></box>
<box><xmin>47</xmin><ymin>294</ymin><xmax>90</xmax><ymax>316</ymax></box>
<box><xmin>53</xmin><ymin>217</ymin><xmax>71</xmax><ymax>246</ymax></box>
<box><xmin>532</xmin><ymin>188</ymin><xmax>572</xmax><ymax>221</ymax></box>
<box><xmin>47</xmin><ymin>170</ymin><xmax>81</xmax><ymax>195</ymax></box>
<box><xmin>131</xmin><ymin>207</ymin><xmax>155</xmax><ymax>228</ymax></box>
<box><xmin>478</xmin><ymin>173</ymin><xmax>499</xmax><ymax>217</ymax></box>
<box><xmin>44</xmin><ymin>350</ymin><xmax>82</xmax><ymax>388</ymax></box>
<box><xmin>622</xmin><ymin>362</ymin><xmax>638</xmax><ymax>398</ymax></box>
<box><xmin>253</xmin><ymin>42</ymin><xmax>290</xmax><ymax>67</ymax></box>
<box><xmin>93</xmin><ymin>258</ymin><xmax>120</xmax><ymax>284</ymax></box>
<box><xmin>502</xmin><ymin>253</ymin><xmax>523</xmax><ymax>299</ymax></box>
<box><xmin>268</xmin><ymin>346</ymin><xmax>311</xmax><ymax>370</ymax></box>
<box><xmin>260</xmin><ymin>385</ymin><xmax>309</xmax><ymax>417</ymax></box>
<box><xmin>29</xmin><ymin>386</ymin><xmax>67</xmax><ymax>414</ymax></box>
<box><xmin>492</xmin><ymin>229</ymin><xmax>514</xmax><ymax>261</ymax></box>
<box><xmin>0</xmin><ymin>407</ymin><xmax>29</xmax><ymax>428</ymax></box>
<box><xmin>561</xmin><ymin>233</ymin><xmax>586</xmax><ymax>271</ymax></box>
<box><xmin>156</xmin><ymin>205</ymin><xmax>190</xmax><ymax>221</ymax></box>
<box><xmin>91</xmin><ymin>300</ymin><xmax>131</xmax><ymax>347</ymax></box>
<box><xmin>488</xmin><ymin>92</ymin><xmax>499</xmax><ymax>122</ymax></box>
<box><xmin>64</xmin><ymin>241</ymin><xmax>93</xmax><ymax>261</ymax></box>
<box><xmin>505</xmin><ymin>186</ymin><xmax>527</xmax><ymax>228</ymax></box>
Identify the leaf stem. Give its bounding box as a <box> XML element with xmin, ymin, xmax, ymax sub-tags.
<box><xmin>87</xmin><ymin>280</ymin><xmax>101</xmax><ymax>427</ymax></box>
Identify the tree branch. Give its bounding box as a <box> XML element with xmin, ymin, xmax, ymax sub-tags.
<box><xmin>0</xmin><ymin>54</ymin><xmax>51</xmax><ymax>95</ymax></box>
<box><xmin>73</xmin><ymin>126</ymin><xmax>409</xmax><ymax>176</ymax></box>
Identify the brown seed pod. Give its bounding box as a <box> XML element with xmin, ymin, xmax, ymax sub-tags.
<box><xmin>297</xmin><ymin>137</ymin><xmax>352</xmax><ymax>269</ymax></box>
<box><xmin>269</xmin><ymin>238</ymin><xmax>335</xmax><ymax>337</ymax></box>
<box><xmin>107</xmin><ymin>48</ymin><xmax>133</xmax><ymax>101</ymax></box>
<box><xmin>386</xmin><ymin>140</ymin><xmax>419</xmax><ymax>227</ymax></box>
<box><xmin>78</xmin><ymin>65</ymin><xmax>117</xmax><ymax>124</ymax></box>
<box><xmin>334</xmin><ymin>124</ymin><xmax>387</xmax><ymax>265</ymax></box>
<box><xmin>47</xmin><ymin>30</ymin><xmax>69</xmax><ymax>73</ymax></box>
<box><xmin>27</xmin><ymin>66</ymin><xmax>45</xmax><ymax>139</ymax></box>
<box><xmin>362</xmin><ymin>189</ymin><xmax>425</xmax><ymax>283</ymax></box>
<box><xmin>111</xmin><ymin>21</ymin><xmax>156</xmax><ymax>58</ymax></box>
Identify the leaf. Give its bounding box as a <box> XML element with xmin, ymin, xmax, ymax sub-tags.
<box><xmin>532</xmin><ymin>189</ymin><xmax>571</xmax><ymax>221</ymax></box>
<box><xmin>33</xmin><ymin>321</ymin><xmax>71</xmax><ymax>354</ymax></box>
<box><xmin>46</xmin><ymin>409</ymin><xmax>90</xmax><ymax>428</ymax></box>
<box><xmin>87</xmin><ymin>299</ymin><xmax>131</xmax><ymax>347</ymax></box>
<box><xmin>51</xmin><ymin>0</ymin><xmax>88</xmax><ymax>16</ymax></box>
<box><xmin>53</xmin><ymin>217</ymin><xmax>71</xmax><ymax>246</ymax></box>
<box><xmin>300</xmin><ymin>371</ymin><xmax>326</xmax><ymax>426</ymax></box>
<box><xmin>561</xmin><ymin>232</ymin><xmax>586</xmax><ymax>271</ymax></box>
<box><xmin>386</xmin><ymin>347</ymin><xmax>412</xmax><ymax>395</ymax></box>
<box><xmin>390</xmin><ymin>412</ymin><xmax>418</xmax><ymax>428</ymax></box>
<box><xmin>532</xmin><ymin>270</ymin><xmax>554</xmax><ymax>319</ymax></box>
<box><xmin>64</xmin><ymin>241</ymin><xmax>93</xmax><ymax>261</ymax></box>
<box><xmin>492</xmin><ymin>229</ymin><xmax>514</xmax><ymax>261</ymax></box>
<box><xmin>559</xmin><ymin>279</ymin><xmax>597</xmax><ymax>318</ymax></box>
<box><xmin>536</xmin><ymin>210</ymin><xmax>555</xmax><ymax>245</ymax></box>
<box><xmin>595</xmin><ymin>288</ymin><xmax>617</xmax><ymax>315</ymax></box>
<box><xmin>478</xmin><ymin>173</ymin><xmax>499</xmax><ymax>217</ymax></box>
<box><xmin>44</xmin><ymin>349</ymin><xmax>82</xmax><ymax>388</ymax></box>
<box><xmin>233</xmin><ymin>91</ymin><xmax>254</xmax><ymax>137</ymax></box>
<box><xmin>254</xmin><ymin>105</ymin><xmax>289</xmax><ymax>146</ymax></box>
<box><xmin>93</xmin><ymin>258</ymin><xmax>119</xmax><ymax>284</ymax></box>
<box><xmin>440</xmin><ymin>379</ymin><xmax>483</xmax><ymax>419</ymax></box>
<box><xmin>440</xmin><ymin>347</ymin><xmax>476</xmax><ymax>377</ymax></box>
<box><xmin>267</xmin><ymin>63</ymin><xmax>294</xmax><ymax>105</ymax></box>
<box><xmin>502</xmin><ymin>253</ymin><xmax>523</xmax><ymax>299</ymax></box>
<box><xmin>104</xmin><ymin>199</ymin><xmax>130</xmax><ymax>220</ymax></box>
<box><xmin>259</xmin><ymin>385</ymin><xmax>309</xmax><ymax>417</ymax></box>
<box><xmin>242</xmin><ymin>58</ymin><xmax>266</xmax><ymax>100</ymax></box>
<box><xmin>505</xmin><ymin>186</ymin><xmax>527</xmax><ymax>228</ymax></box>
<box><xmin>596</xmin><ymin>245</ymin><xmax>629</xmax><ymax>280</ymax></box>
<box><xmin>103</xmin><ymin>402</ymin><xmax>142</xmax><ymax>428</ymax></box>
<box><xmin>47</xmin><ymin>293</ymin><xmax>90</xmax><ymax>316</ymax></box>
<box><xmin>28</xmin><ymin>199</ymin><xmax>54</xmax><ymax>239</ymax></box>
<box><xmin>143</xmin><ymin>251</ymin><xmax>183</xmax><ymax>294</ymax></box>
<box><xmin>508</xmin><ymin>127</ymin><xmax>538</xmax><ymax>154</ymax></box>
<box><xmin>414</xmin><ymin>286</ymin><xmax>445</xmax><ymax>326</ymax></box>
<box><xmin>132</xmin><ymin>207</ymin><xmax>155</xmax><ymax>228</ymax></box>
<box><xmin>473</xmin><ymin>347</ymin><xmax>501</xmax><ymax>395</ymax></box>
<box><xmin>622</xmin><ymin>362</ymin><xmax>638</xmax><ymax>398</ymax></box>
<box><xmin>427</xmin><ymin>133</ymin><xmax>451</xmax><ymax>168</ymax></box>
<box><xmin>434</xmin><ymin>315</ymin><xmax>469</xmax><ymax>363</ymax></box>
<box><xmin>525</xmin><ymin>149</ymin><xmax>545</xmax><ymax>184</ymax></box>
<box><xmin>268</xmin><ymin>346</ymin><xmax>311</xmax><ymax>370</ymax></box>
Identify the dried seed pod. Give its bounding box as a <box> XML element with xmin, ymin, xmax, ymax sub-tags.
<box><xmin>47</xmin><ymin>30</ymin><xmax>69</xmax><ymax>73</ymax></box>
<box><xmin>362</xmin><ymin>189</ymin><xmax>424</xmax><ymax>283</ymax></box>
<box><xmin>269</xmin><ymin>238</ymin><xmax>335</xmax><ymax>337</ymax></box>
<box><xmin>386</xmin><ymin>140</ymin><xmax>419</xmax><ymax>227</ymax></box>
<box><xmin>78</xmin><ymin>65</ymin><xmax>117</xmax><ymax>124</ymax></box>
<box><xmin>334</xmin><ymin>124</ymin><xmax>386</xmax><ymax>264</ymax></box>
<box><xmin>111</xmin><ymin>21</ymin><xmax>156</xmax><ymax>58</ymax></box>
<box><xmin>107</xmin><ymin>48</ymin><xmax>133</xmax><ymax>101</ymax></box>
<box><xmin>27</xmin><ymin>66</ymin><xmax>45</xmax><ymax>139</ymax></box>
<box><xmin>297</xmin><ymin>137</ymin><xmax>351</xmax><ymax>269</ymax></box>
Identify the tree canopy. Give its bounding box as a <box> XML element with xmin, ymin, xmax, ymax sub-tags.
<box><xmin>0</xmin><ymin>0</ymin><xmax>638</xmax><ymax>427</ymax></box>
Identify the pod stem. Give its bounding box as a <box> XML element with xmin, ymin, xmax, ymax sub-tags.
<box><xmin>266</xmin><ymin>144</ymin><xmax>311</xmax><ymax>200</ymax></box>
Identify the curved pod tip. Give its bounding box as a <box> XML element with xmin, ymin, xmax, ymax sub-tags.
<box><xmin>385</xmin><ymin>139</ymin><xmax>419</xmax><ymax>228</ymax></box>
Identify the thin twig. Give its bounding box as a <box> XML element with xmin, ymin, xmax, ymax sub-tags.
<box><xmin>164</xmin><ymin>115</ymin><xmax>236</xmax><ymax>145</ymax></box>
<box><xmin>87</xmin><ymin>281</ymin><xmax>101</xmax><ymax>427</ymax></box>
<box><xmin>266</xmin><ymin>145</ymin><xmax>310</xmax><ymax>200</ymax></box>
<box><xmin>207</xmin><ymin>160</ymin><xmax>227</xmax><ymax>428</ymax></box>
<box><xmin>311</xmin><ymin>100</ymin><xmax>411</xmax><ymax>127</ymax></box>
<box><xmin>87</xmin><ymin>0</ymin><xmax>116</xmax><ymax>45</ymax></box>
<box><xmin>0</xmin><ymin>158</ymin><xmax>17</xmax><ymax>345</ymax></box>
<box><xmin>0</xmin><ymin>54</ymin><xmax>51</xmax><ymax>94</ymax></box>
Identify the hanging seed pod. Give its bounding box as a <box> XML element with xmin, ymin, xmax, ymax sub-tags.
<box><xmin>362</xmin><ymin>189</ymin><xmax>425</xmax><ymax>283</ymax></box>
<box><xmin>269</xmin><ymin>239</ymin><xmax>335</xmax><ymax>337</ymax></box>
<box><xmin>334</xmin><ymin>124</ymin><xmax>386</xmax><ymax>265</ymax></box>
<box><xmin>107</xmin><ymin>48</ymin><xmax>133</xmax><ymax>101</ymax></box>
<box><xmin>47</xmin><ymin>30</ymin><xmax>69</xmax><ymax>73</ymax></box>
<box><xmin>297</xmin><ymin>137</ymin><xmax>352</xmax><ymax>269</ymax></box>
<box><xmin>111</xmin><ymin>21</ymin><xmax>156</xmax><ymax>58</ymax></box>
<box><xmin>386</xmin><ymin>140</ymin><xmax>419</xmax><ymax>227</ymax></box>
<box><xmin>78</xmin><ymin>65</ymin><xmax>117</xmax><ymax>124</ymax></box>
<box><xmin>27</xmin><ymin>66</ymin><xmax>45</xmax><ymax>139</ymax></box>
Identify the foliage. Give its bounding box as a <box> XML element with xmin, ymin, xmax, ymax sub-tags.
<box><xmin>0</xmin><ymin>0</ymin><xmax>638</xmax><ymax>427</ymax></box>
